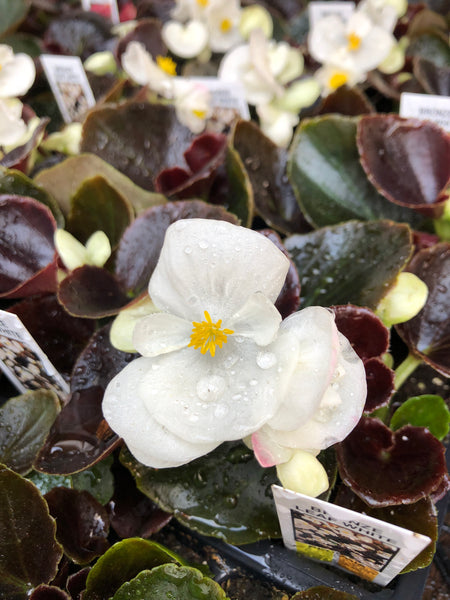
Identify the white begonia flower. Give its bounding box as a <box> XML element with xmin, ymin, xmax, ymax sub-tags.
<box><xmin>239</xmin><ymin>4</ymin><xmax>273</xmax><ymax>40</ymax></box>
<box><xmin>103</xmin><ymin>219</ymin><xmax>367</xmax><ymax>477</ymax></box>
<box><xmin>219</xmin><ymin>30</ymin><xmax>305</xmax><ymax>106</ymax></box>
<box><xmin>0</xmin><ymin>44</ymin><xmax>36</xmax><ymax>98</ymax></box>
<box><xmin>0</xmin><ymin>98</ymin><xmax>27</xmax><ymax>146</ymax></box>
<box><xmin>162</xmin><ymin>19</ymin><xmax>209</xmax><ymax>59</ymax></box>
<box><xmin>205</xmin><ymin>0</ymin><xmax>242</xmax><ymax>53</ymax></box>
<box><xmin>358</xmin><ymin>0</ymin><xmax>407</xmax><ymax>32</ymax></box>
<box><xmin>54</xmin><ymin>229</ymin><xmax>111</xmax><ymax>271</ymax></box>
<box><xmin>314</xmin><ymin>63</ymin><xmax>366</xmax><ymax>95</ymax></box>
<box><xmin>122</xmin><ymin>42</ymin><xmax>211</xmax><ymax>133</ymax></box>
<box><xmin>308</xmin><ymin>12</ymin><xmax>396</xmax><ymax>78</ymax></box>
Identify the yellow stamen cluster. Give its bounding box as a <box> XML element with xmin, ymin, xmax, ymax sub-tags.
<box><xmin>220</xmin><ymin>18</ymin><xmax>232</xmax><ymax>33</ymax></box>
<box><xmin>329</xmin><ymin>71</ymin><xmax>348</xmax><ymax>90</ymax></box>
<box><xmin>192</xmin><ymin>108</ymin><xmax>207</xmax><ymax>119</ymax></box>
<box><xmin>156</xmin><ymin>55</ymin><xmax>177</xmax><ymax>76</ymax></box>
<box><xmin>189</xmin><ymin>310</ymin><xmax>234</xmax><ymax>357</ymax></box>
<box><xmin>347</xmin><ymin>32</ymin><xmax>361</xmax><ymax>51</ymax></box>
<box><xmin>197</xmin><ymin>0</ymin><xmax>209</xmax><ymax>6</ymax></box>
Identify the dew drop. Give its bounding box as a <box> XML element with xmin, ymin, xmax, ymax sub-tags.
<box><xmin>184</xmin><ymin>246</ymin><xmax>192</xmax><ymax>254</ymax></box>
<box><xmin>256</xmin><ymin>352</ymin><xmax>277</xmax><ymax>369</ymax></box>
<box><xmin>249</xmin><ymin>379</ymin><xmax>258</xmax><ymax>386</ymax></box>
<box><xmin>199</xmin><ymin>239</ymin><xmax>209</xmax><ymax>249</ymax></box>
<box><xmin>196</xmin><ymin>375</ymin><xmax>226</xmax><ymax>401</ymax></box>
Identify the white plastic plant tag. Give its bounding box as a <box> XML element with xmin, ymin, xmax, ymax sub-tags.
<box><xmin>272</xmin><ymin>485</ymin><xmax>431</xmax><ymax>586</ymax></box>
<box><xmin>308</xmin><ymin>2</ymin><xmax>355</xmax><ymax>27</ymax></box>
<box><xmin>81</xmin><ymin>0</ymin><xmax>120</xmax><ymax>24</ymax></box>
<box><xmin>40</xmin><ymin>54</ymin><xmax>96</xmax><ymax>124</ymax></box>
<box><xmin>400</xmin><ymin>92</ymin><xmax>450</xmax><ymax>132</ymax></box>
<box><xmin>0</xmin><ymin>310</ymin><xmax>69</xmax><ymax>402</ymax></box>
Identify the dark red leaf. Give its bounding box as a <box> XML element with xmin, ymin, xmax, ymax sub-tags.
<box><xmin>357</xmin><ymin>115</ymin><xmax>450</xmax><ymax>218</ymax></box>
<box><xmin>364</xmin><ymin>357</ymin><xmax>395</xmax><ymax>413</ymax></box>
<box><xmin>318</xmin><ymin>86</ymin><xmax>375</xmax><ymax>116</ymax></box>
<box><xmin>0</xmin><ymin>195</ymin><xmax>58</xmax><ymax>299</ymax></box>
<box><xmin>67</xmin><ymin>568</ymin><xmax>90</xmax><ymax>600</ymax></box>
<box><xmin>336</xmin><ymin>417</ymin><xmax>448</xmax><ymax>507</ymax></box>
<box><xmin>29</xmin><ymin>585</ymin><xmax>70</xmax><ymax>600</ymax></box>
<box><xmin>332</xmin><ymin>305</ymin><xmax>390</xmax><ymax>360</ymax></box>
<box><xmin>45</xmin><ymin>487</ymin><xmax>110</xmax><ymax>564</ymax></box>
<box><xmin>116</xmin><ymin>18</ymin><xmax>166</xmax><ymax>66</ymax></box>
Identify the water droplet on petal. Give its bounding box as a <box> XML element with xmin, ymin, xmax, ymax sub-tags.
<box><xmin>184</xmin><ymin>246</ymin><xmax>192</xmax><ymax>254</ymax></box>
<box><xmin>196</xmin><ymin>375</ymin><xmax>226</xmax><ymax>401</ymax></box>
<box><xmin>256</xmin><ymin>352</ymin><xmax>277</xmax><ymax>369</ymax></box>
<box><xmin>199</xmin><ymin>239</ymin><xmax>209</xmax><ymax>249</ymax></box>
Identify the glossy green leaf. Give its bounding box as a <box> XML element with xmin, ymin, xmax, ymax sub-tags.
<box><xmin>287</xmin><ymin>115</ymin><xmax>422</xmax><ymax>229</ymax></box>
<box><xmin>113</xmin><ymin>564</ymin><xmax>227</xmax><ymax>600</ymax></box>
<box><xmin>0</xmin><ymin>390</ymin><xmax>60</xmax><ymax>475</ymax></box>
<box><xmin>34</xmin><ymin>154</ymin><xmax>165</xmax><ymax>216</ymax></box>
<box><xmin>224</xmin><ymin>144</ymin><xmax>253</xmax><ymax>227</ymax></box>
<box><xmin>0</xmin><ymin>465</ymin><xmax>63</xmax><ymax>599</ymax></box>
<box><xmin>27</xmin><ymin>471</ymin><xmax>72</xmax><ymax>496</ymax></box>
<box><xmin>285</xmin><ymin>220</ymin><xmax>412</xmax><ymax>309</ymax></box>
<box><xmin>390</xmin><ymin>395</ymin><xmax>450</xmax><ymax>440</ymax></box>
<box><xmin>84</xmin><ymin>538</ymin><xmax>180</xmax><ymax>600</ymax></box>
<box><xmin>0</xmin><ymin>0</ymin><xmax>30</xmax><ymax>36</ymax></box>
<box><xmin>72</xmin><ymin>455</ymin><xmax>114</xmax><ymax>505</ymax></box>
<box><xmin>0</xmin><ymin>167</ymin><xmax>64</xmax><ymax>227</ymax></box>
<box><xmin>407</xmin><ymin>34</ymin><xmax>450</xmax><ymax>68</ymax></box>
<box><xmin>121</xmin><ymin>441</ymin><xmax>281</xmax><ymax>545</ymax></box>
<box><xmin>67</xmin><ymin>176</ymin><xmax>134</xmax><ymax>247</ymax></box>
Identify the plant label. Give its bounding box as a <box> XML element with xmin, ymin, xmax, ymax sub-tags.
<box><xmin>273</xmin><ymin>485</ymin><xmax>432</xmax><ymax>586</ymax></box>
<box><xmin>81</xmin><ymin>0</ymin><xmax>120</xmax><ymax>23</ymax></box>
<box><xmin>400</xmin><ymin>93</ymin><xmax>450</xmax><ymax>132</ymax></box>
<box><xmin>0</xmin><ymin>310</ymin><xmax>69</xmax><ymax>402</ymax></box>
<box><xmin>308</xmin><ymin>2</ymin><xmax>355</xmax><ymax>27</ymax></box>
<box><xmin>40</xmin><ymin>54</ymin><xmax>96</xmax><ymax>124</ymax></box>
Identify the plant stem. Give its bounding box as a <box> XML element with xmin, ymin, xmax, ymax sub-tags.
<box><xmin>394</xmin><ymin>353</ymin><xmax>422</xmax><ymax>390</ymax></box>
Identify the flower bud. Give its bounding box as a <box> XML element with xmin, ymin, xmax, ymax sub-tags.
<box><xmin>276</xmin><ymin>450</ymin><xmax>329</xmax><ymax>497</ymax></box>
<box><xmin>375</xmin><ymin>272</ymin><xmax>428</xmax><ymax>327</ymax></box>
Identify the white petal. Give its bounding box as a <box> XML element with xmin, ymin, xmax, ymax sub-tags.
<box><xmin>139</xmin><ymin>333</ymin><xmax>297</xmax><ymax>444</ymax></box>
<box><xmin>0</xmin><ymin>99</ymin><xmax>26</xmax><ymax>146</ymax></box>
<box><xmin>162</xmin><ymin>20</ymin><xmax>209</xmax><ymax>59</ymax></box>
<box><xmin>122</xmin><ymin>41</ymin><xmax>172</xmax><ymax>95</ymax></box>
<box><xmin>85</xmin><ymin>231</ymin><xmax>111</xmax><ymax>267</ymax></box>
<box><xmin>149</xmin><ymin>219</ymin><xmax>289</xmax><ymax>322</ymax></box>
<box><xmin>256</xmin><ymin>104</ymin><xmax>298</xmax><ymax>148</ymax></box>
<box><xmin>267</xmin><ymin>307</ymin><xmax>340</xmax><ymax>430</ymax></box>
<box><xmin>54</xmin><ymin>229</ymin><xmax>86</xmax><ymax>271</ymax></box>
<box><xmin>350</xmin><ymin>26</ymin><xmax>395</xmax><ymax>71</ymax></box>
<box><xmin>0</xmin><ymin>53</ymin><xmax>35</xmax><ymax>98</ymax></box>
<box><xmin>103</xmin><ymin>357</ymin><xmax>218</xmax><ymax>468</ymax></box>
<box><xmin>227</xmin><ymin>292</ymin><xmax>281</xmax><ymax>346</ymax></box>
<box><xmin>132</xmin><ymin>312</ymin><xmax>192</xmax><ymax>356</ymax></box>
<box><xmin>266</xmin><ymin>331</ymin><xmax>367</xmax><ymax>451</ymax></box>
<box><xmin>308</xmin><ymin>15</ymin><xmax>346</xmax><ymax>64</ymax></box>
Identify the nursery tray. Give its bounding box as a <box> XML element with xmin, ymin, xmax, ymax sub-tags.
<box><xmin>153</xmin><ymin>454</ymin><xmax>450</xmax><ymax>600</ymax></box>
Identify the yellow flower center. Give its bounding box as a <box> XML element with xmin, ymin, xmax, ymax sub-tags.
<box><xmin>197</xmin><ymin>0</ymin><xmax>209</xmax><ymax>6</ymax></box>
<box><xmin>189</xmin><ymin>310</ymin><xmax>234</xmax><ymax>357</ymax></box>
<box><xmin>156</xmin><ymin>55</ymin><xmax>177</xmax><ymax>76</ymax></box>
<box><xmin>347</xmin><ymin>32</ymin><xmax>361</xmax><ymax>51</ymax></box>
<box><xmin>220</xmin><ymin>18</ymin><xmax>232</xmax><ymax>33</ymax></box>
<box><xmin>329</xmin><ymin>71</ymin><xmax>349</xmax><ymax>90</ymax></box>
<box><xmin>192</xmin><ymin>108</ymin><xmax>207</xmax><ymax>119</ymax></box>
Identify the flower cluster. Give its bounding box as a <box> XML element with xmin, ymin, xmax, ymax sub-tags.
<box><xmin>309</xmin><ymin>0</ymin><xmax>407</xmax><ymax>94</ymax></box>
<box><xmin>0</xmin><ymin>44</ymin><xmax>36</xmax><ymax>149</ymax></box>
<box><xmin>103</xmin><ymin>219</ymin><xmax>367</xmax><ymax>497</ymax></box>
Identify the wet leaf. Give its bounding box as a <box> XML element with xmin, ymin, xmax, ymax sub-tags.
<box><xmin>45</xmin><ymin>487</ymin><xmax>110</xmax><ymax>564</ymax></box>
<box><xmin>27</xmin><ymin>471</ymin><xmax>72</xmax><ymax>496</ymax></box>
<box><xmin>114</xmin><ymin>200</ymin><xmax>239</xmax><ymax>296</ymax></box>
<box><xmin>364</xmin><ymin>357</ymin><xmax>395</xmax><ymax>413</ymax></box>
<box><xmin>291</xmin><ymin>587</ymin><xmax>358</xmax><ymax>599</ymax></box>
<box><xmin>407</xmin><ymin>33</ymin><xmax>450</xmax><ymax>67</ymax></box>
<box><xmin>43</xmin><ymin>10</ymin><xmax>113</xmax><ymax>60</ymax></box>
<box><xmin>121</xmin><ymin>441</ymin><xmax>281</xmax><ymax>545</ymax></box>
<box><xmin>112</xmin><ymin>564</ymin><xmax>227</xmax><ymax>600</ymax></box>
<box><xmin>396</xmin><ymin>243</ymin><xmax>450</xmax><ymax>376</ymax></box>
<box><xmin>331</xmin><ymin>305</ymin><xmax>390</xmax><ymax>361</ymax></box>
<box><xmin>80</xmin><ymin>101</ymin><xmax>194</xmax><ymax>191</ymax></box>
<box><xmin>0</xmin><ymin>0</ymin><xmax>30</xmax><ymax>36</ymax></box>
<box><xmin>335</xmin><ymin>488</ymin><xmax>437</xmax><ymax>572</ymax></box>
<box><xmin>336</xmin><ymin>417</ymin><xmax>448</xmax><ymax>507</ymax></box>
<box><xmin>287</xmin><ymin>115</ymin><xmax>423</xmax><ymax>228</ymax></box>
<box><xmin>0</xmin><ymin>167</ymin><xmax>63</xmax><ymax>227</ymax></box>
<box><xmin>84</xmin><ymin>538</ymin><xmax>179</xmax><ymax>600</ymax></box>
<box><xmin>0</xmin><ymin>195</ymin><xmax>58</xmax><ymax>299</ymax></box>
<box><xmin>33</xmin><ymin>387</ymin><xmax>121</xmax><ymax>475</ymax></box>
<box><xmin>0</xmin><ymin>465</ymin><xmax>63</xmax><ymax>598</ymax></box>
<box><xmin>67</xmin><ymin>568</ymin><xmax>90</xmax><ymax>600</ymax></box>
<box><xmin>29</xmin><ymin>585</ymin><xmax>70</xmax><ymax>600</ymax></box>
<box><xmin>67</xmin><ymin>176</ymin><xmax>134</xmax><ymax>247</ymax></box>
<box><xmin>71</xmin><ymin>455</ymin><xmax>114</xmax><ymax>506</ymax></box>
<box><xmin>0</xmin><ymin>390</ymin><xmax>59</xmax><ymax>475</ymax></box>
<box><xmin>223</xmin><ymin>144</ymin><xmax>253</xmax><ymax>227</ymax></box>
<box><xmin>9</xmin><ymin>294</ymin><xmax>95</xmax><ymax>376</ymax></box>
<box><xmin>390</xmin><ymin>395</ymin><xmax>450</xmax><ymax>440</ymax></box>
<box><xmin>414</xmin><ymin>56</ymin><xmax>450</xmax><ymax>96</ymax></box>
<box><xmin>317</xmin><ymin>85</ymin><xmax>374</xmax><ymax>117</ymax></box>
<box><xmin>233</xmin><ymin>120</ymin><xmax>308</xmax><ymax>234</ymax></box>
<box><xmin>285</xmin><ymin>220</ymin><xmax>412</xmax><ymax>309</ymax></box>
<box><xmin>34</xmin><ymin>154</ymin><xmax>165</xmax><ymax>217</ymax></box>
<box><xmin>357</xmin><ymin>115</ymin><xmax>450</xmax><ymax>218</ymax></box>
<box><xmin>58</xmin><ymin>266</ymin><xmax>129</xmax><ymax>318</ymax></box>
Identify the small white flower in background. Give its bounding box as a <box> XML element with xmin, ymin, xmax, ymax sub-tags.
<box><xmin>84</xmin><ymin>51</ymin><xmax>117</xmax><ymax>76</ymax></box>
<box><xmin>54</xmin><ymin>229</ymin><xmax>111</xmax><ymax>271</ymax></box>
<box><xmin>122</xmin><ymin>41</ymin><xmax>211</xmax><ymax>133</ymax></box>
<box><xmin>0</xmin><ymin>44</ymin><xmax>36</xmax><ymax>98</ymax></box>
<box><xmin>239</xmin><ymin>4</ymin><xmax>273</xmax><ymax>40</ymax></box>
<box><xmin>162</xmin><ymin>20</ymin><xmax>209</xmax><ymax>59</ymax></box>
<box><xmin>41</xmin><ymin>122</ymin><xmax>82</xmax><ymax>156</ymax></box>
<box><xmin>256</xmin><ymin>104</ymin><xmax>300</xmax><ymax>148</ymax></box>
<box><xmin>103</xmin><ymin>219</ymin><xmax>366</xmax><ymax>496</ymax></box>
<box><xmin>358</xmin><ymin>0</ymin><xmax>407</xmax><ymax>32</ymax></box>
<box><xmin>313</xmin><ymin>62</ymin><xmax>365</xmax><ymax>95</ymax></box>
<box><xmin>0</xmin><ymin>98</ymin><xmax>27</xmax><ymax>146</ymax></box>
<box><xmin>309</xmin><ymin>11</ymin><xmax>396</xmax><ymax>91</ymax></box>
<box><xmin>205</xmin><ymin>0</ymin><xmax>242</xmax><ymax>53</ymax></box>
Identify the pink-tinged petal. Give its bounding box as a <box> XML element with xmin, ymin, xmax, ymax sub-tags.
<box><xmin>251</xmin><ymin>430</ymin><xmax>292</xmax><ymax>467</ymax></box>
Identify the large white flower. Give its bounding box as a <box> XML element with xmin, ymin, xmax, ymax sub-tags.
<box><xmin>0</xmin><ymin>44</ymin><xmax>36</xmax><ymax>98</ymax></box>
<box><xmin>103</xmin><ymin>219</ymin><xmax>296</xmax><ymax>468</ymax></box>
<box><xmin>308</xmin><ymin>12</ymin><xmax>395</xmax><ymax>79</ymax></box>
<box><xmin>103</xmin><ymin>219</ymin><xmax>367</xmax><ymax>486</ymax></box>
